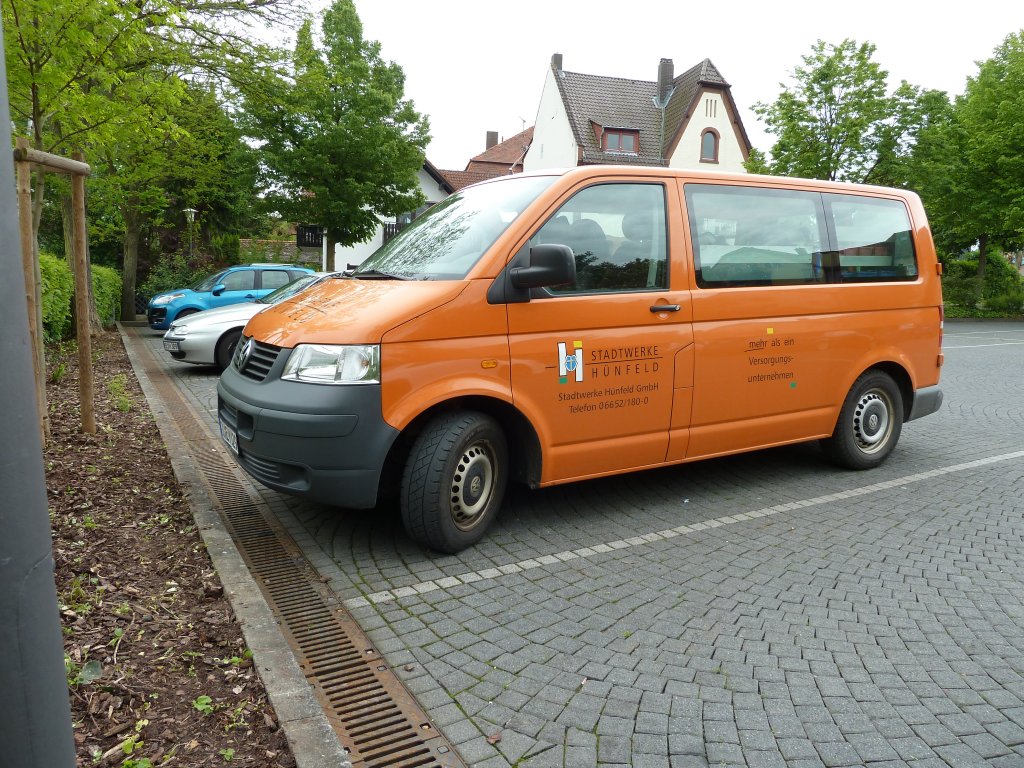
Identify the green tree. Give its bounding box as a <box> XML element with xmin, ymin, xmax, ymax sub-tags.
<box><xmin>908</xmin><ymin>31</ymin><xmax>1024</xmax><ymax>282</ymax></box>
<box><xmin>955</xmin><ymin>30</ymin><xmax>1024</xmax><ymax>276</ymax></box>
<box><xmin>3</xmin><ymin>0</ymin><xmax>294</xmax><ymax>317</ymax></box>
<box><xmin>753</xmin><ymin>39</ymin><xmax>930</xmax><ymax>183</ymax></box>
<box><xmin>241</xmin><ymin>0</ymin><xmax>430</xmax><ymax>261</ymax></box>
<box><xmin>87</xmin><ymin>82</ymin><xmax>263</xmax><ymax>316</ymax></box>
<box><xmin>865</xmin><ymin>83</ymin><xmax>952</xmax><ymax>188</ymax></box>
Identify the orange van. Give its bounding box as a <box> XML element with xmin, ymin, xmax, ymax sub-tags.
<box><xmin>217</xmin><ymin>166</ymin><xmax>943</xmax><ymax>552</ymax></box>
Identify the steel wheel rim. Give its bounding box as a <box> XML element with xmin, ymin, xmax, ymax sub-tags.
<box><xmin>449</xmin><ymin>441</ymin><xmax>495</xmax><ymax>531</ymax></box>
<box><xmin>852</xmin><ymin>389</ymin><xmax>893</xmax><ymax>454</ymax></box>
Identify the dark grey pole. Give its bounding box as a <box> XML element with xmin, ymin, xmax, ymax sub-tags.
<box><xmin>0</xmin><ymin>16</ymin><xmax>78</xmax><ymax>768</ymax></box>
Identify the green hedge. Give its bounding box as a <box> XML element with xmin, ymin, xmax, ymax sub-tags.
<box><xmin>39</xmin><ymin>252</ymin><xmax>122</xmax><ymax>340</ymax></box>
<box><xmin>40</xmin><ymin>253</ymin><xmax>75</xmax><ymax>342</ymax></box>
<box><xmin>92</xmin><ymin>264</ymin><xmax>121</xmax><ymax>326</ymax></box>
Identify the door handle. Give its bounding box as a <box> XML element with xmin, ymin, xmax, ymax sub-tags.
<box><xmin>650</xmin><ymin>304</ymin><xmax>680</xmax><ymax>313</ymax></box>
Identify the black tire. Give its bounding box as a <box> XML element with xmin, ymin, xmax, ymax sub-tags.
<box><xmin>174</xmin><ymin>308</ymin><xmax>198</xmax><ymax>321</ymax></box>
<box><xmin>215</xmin><ymin>328</ymin><xmax>243</xmax><ymax>371</ymax></box>
<box><xmin>400</xmin><ymin>411</ymin><xmax>508</xmax><ymax>553</ymax></box>
<box><xmin>821</xmin><ymin>370</ymin><xmax>904</xmax><ymax>470</ymax></box>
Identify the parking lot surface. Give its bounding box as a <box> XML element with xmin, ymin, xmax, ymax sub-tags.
<box><xmin>136</xmin><ymin>320</ymin><xmax>1024</xmax><ymax>767</ymax></box>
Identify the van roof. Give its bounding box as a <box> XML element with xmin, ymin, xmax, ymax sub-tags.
<box><xmin>474</xmin><ymin>165</ymin><xmax>918</xmax><ymax>200</ymax></box>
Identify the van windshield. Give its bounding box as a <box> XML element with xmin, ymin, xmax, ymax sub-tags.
<box><xmin>353</xmin><ymin>175</ymin><xmax>556</xmax><ymax>280</ymax></box>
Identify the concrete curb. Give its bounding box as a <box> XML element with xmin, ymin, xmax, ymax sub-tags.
<box><xmin>117</xmin><ymin>322</ymin><xmax>351</xmax><ymax>768</ymax></box>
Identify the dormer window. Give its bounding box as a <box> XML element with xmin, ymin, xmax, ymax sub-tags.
<box><xmin>603</xmin><ymin>129</ymin><xmax>639</xmax><ymax>154</ymax></box>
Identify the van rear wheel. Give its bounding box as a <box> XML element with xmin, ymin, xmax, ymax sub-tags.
<box><xmin>821</xmin><ymin>370</ymin><xmax>903</xmax><ymax>470</ymax></box>
<box><xmin>401</xmin><ymin>411</ymin><xmax>508</xmax><ymax>553</ymax></box>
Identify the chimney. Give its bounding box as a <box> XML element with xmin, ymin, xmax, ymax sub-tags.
<box><xmin>485</xmin><ymin>131</ymin><xmax>498</xmax><ymax>150</ymax></box>
<box><xmin>657</xmin><ymin>58</ymin><xmax>674</xmax><ymax>105</ymax></box>
<box><xmin>552</xmin><ymin>53</ymin><xmax>563</xmax><ymax>71</ymax></box>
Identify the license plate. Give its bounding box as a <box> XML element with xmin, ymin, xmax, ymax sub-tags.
<box><xmin>219</xmin><ymin>418</ymin><xmax>239</xmax><ymax>455</ymax></box>
<box><xmin>163</xmin><ymin>340</ymin><xmax>180</xmax><ymax>352</ymax></box>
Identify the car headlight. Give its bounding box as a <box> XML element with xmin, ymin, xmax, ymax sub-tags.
<box><xmin>168</xmin><ymin>324</ymin><xmax>189</xmax><ymax>336</ymax></box>
<box><xmin>281</xmin><ymin>344</ymin><xmax>380</xmax><ymax>384</ymax></box>
<box><xmin>152</xmin><ymin>292</ymin><xmax>185</xmax><ymax>305</ymax></box>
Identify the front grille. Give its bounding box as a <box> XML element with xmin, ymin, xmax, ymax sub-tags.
<box><xmin>238</xmin><ymin>339</ymin><xmax>282</xmax><ymax>382</ymax></box>
<box><xmin>148</xmin><ymin>307</ymin><xmax>166</xmax><ymax>324</ymax></box>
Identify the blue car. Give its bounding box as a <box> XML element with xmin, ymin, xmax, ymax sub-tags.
<box><xmin>146</xmin><ymin>263</ymin><xmax>314</xmax><ymax>330</ymax></box>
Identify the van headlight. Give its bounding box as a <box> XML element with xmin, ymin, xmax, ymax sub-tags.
<box><xmin>281</xmin><ymin>344</ymin><xmax>380</xmax><ymax>384</ymax></box>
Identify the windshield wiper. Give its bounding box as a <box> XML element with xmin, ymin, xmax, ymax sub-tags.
<box><xmin>351</xmin><ymin>269</ymin><xmax>411</xmax><ymax>280</ymax></box>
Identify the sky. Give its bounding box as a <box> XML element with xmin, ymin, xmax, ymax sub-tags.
<box><xmin>294</xmin><ymin>0</ymin><xmax>1024</xmax><ymax>171</ymax></box>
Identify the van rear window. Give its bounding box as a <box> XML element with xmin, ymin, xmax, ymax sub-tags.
<box><xmin>825</xmin><ymin>194</ymin><xmax>918</xmax><ymax>282</ymax></box>
<box><xmin>685</xmin><ymin>185</ymin><xmax>917</xmax><ymax>288</ymax></box>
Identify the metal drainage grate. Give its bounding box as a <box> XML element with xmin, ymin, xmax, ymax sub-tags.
<box><xmin>133</xmin><ymin>329</ymin><xmax>465</xmax><ymax>768</ymax></box>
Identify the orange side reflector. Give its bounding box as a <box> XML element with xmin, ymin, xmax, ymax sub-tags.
<box><xmin>481</xmin><ymin>359</ymin><xmax>498</xmax><ymax>369</ymax></box>
<box><xmin>937</xmin><ymin>353</ymin><xmax>944</xmax><ymax>367</ymax></box>
<box><xmin>936</xmin><ymin>263</ymin><xmax>943</xmax><ymax>275</ymax></box>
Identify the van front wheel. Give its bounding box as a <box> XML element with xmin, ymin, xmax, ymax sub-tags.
<box><xmin>401</xmin><ymin>411</ymin><xmax>508</xmax><ymax>553</ymax></box>
<box><xmin>821</xmin><ymin>370</ymin><xmax>903</xmax><ymax>470</ymax></box>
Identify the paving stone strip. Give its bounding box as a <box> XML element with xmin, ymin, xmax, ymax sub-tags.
<box><xmin>344</xmin><ymin>448</ymin><xmax>1024</xmax><ymax>610</ymax></box>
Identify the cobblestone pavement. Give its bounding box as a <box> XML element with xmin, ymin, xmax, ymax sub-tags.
<box><xmin>134</xmin><ymin>320</ymin><xmax>1024</xmax><ymax>768</ymax></box>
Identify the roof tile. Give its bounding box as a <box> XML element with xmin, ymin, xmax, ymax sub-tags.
<box><xmin>556</xmin><ymin>58</ymin><xmax>733</xmax><ymax>163</ymax></box>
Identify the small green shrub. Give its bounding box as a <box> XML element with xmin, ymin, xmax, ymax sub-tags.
<box><xmin>91</xmin><ymin>264</ymin><xmax>121</xmax><ymax>327</ymax></box>
<box><xmin>211</xmin><ymin>233</ymin><xmax>241</xmax><ymax>266</ymax></box>
<box><xmin>39</xmin><ymin>252</ymin><xmax>74</xmax><ymax>342</ymax></box>
<box><xmin>139</xmin><ymin>254</ymin><xmax>202</xmax><ymax>300</ymax></box>
<box><xmin>985</xmin><ymin>288</ymin><xmax>1024</xmax><ymax>316</ymax></box>
<box><xmin>942</xmin><ymin>250</ymin><xmax>1023</xmax><ymax>314</ymax></box>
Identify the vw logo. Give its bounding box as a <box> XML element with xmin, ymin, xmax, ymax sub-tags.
<box><xmin>235</xmin><ymin>337</ymin><xmax>254</xmax><ymax>371</ymax></box>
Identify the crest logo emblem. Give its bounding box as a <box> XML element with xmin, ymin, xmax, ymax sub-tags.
<box><xmin>557</xmin><ymin>341</ymin><xmax>583</xmax><ymax>384</ymax></box>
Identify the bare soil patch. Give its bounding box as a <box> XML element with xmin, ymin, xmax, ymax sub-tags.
<box><xmin>46</xmin><ymin>330</ymin><xmax>295</xmax><ymax>767</ymax></box>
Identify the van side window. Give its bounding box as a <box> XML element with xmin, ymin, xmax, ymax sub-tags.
<box><xmin>824</xmin><ymin>195</ymin><xmax>918</xmax><ymax>282</ymax></box>
<box><xmin>531</xmin><ymin>183</ymin><xmax>668</xmax><ymax>294</ymax></box>
<box><xmin>686</xmin><ymin>185</ymin><xmax>829</xmax><ymax>288</ymax></box>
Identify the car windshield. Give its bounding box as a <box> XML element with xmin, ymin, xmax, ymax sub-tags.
<box><xmin>257</xmin><ymin>274</ymin><xmax>326</xmax><ymax>304</ymax></box>
<box><xmin>352</xmin><ymin>175</ymin><xmax>556</xmax><ymax>280</ymax></box>
<box><xmin>189</xmin><ymin>270</ymin><xmax>230</xmax><ymax>292</ymax></box>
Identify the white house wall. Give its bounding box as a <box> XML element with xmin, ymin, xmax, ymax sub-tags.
<box><xmin>332</xmin><ymin>166</ymin><xmax>452</xmax><ymax>269</ymax></box>
<box><xmin>669</xmin><ymin>91</ymin><xmax>747</xmax><ymax>173</ymax></box>
<box><xmin>524</xmin><ymin>68</ymin><xmax>578</xmax><ymax>172</ymax></box>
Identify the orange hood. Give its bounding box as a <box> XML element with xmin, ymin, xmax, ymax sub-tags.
<box><xmin>242</xmin><ymin>278</ymin><xmax>469</xmax><ymax>347</ymax></box>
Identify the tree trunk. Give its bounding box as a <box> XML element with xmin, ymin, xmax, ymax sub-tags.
<box><xmin>976</xmin><ymin>234</ymin><xmax>988</xmax><ymax>281</ymax></box>
<box><xmin>121</xmin><ymin>202</ymin><xmax>142</xmax><ymax>321</ymax></box>
<box><xmin>62</xmin><ymin>193</ymin><xmax>103</xmax><ymax>332</ymax></box>
<box><xmin>31</xmin><ymin>170</ymin><xmax>45</xmax><ymax>259</ymax></box>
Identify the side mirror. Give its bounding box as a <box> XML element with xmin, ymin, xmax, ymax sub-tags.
<box><xmin>211</xmin><ymin>283</ymin><xmax>226</xmax><ymax>296</ymax></box>
<box><xmin>510</xmin><ymin>244</ymin><xmax>575</xmax><ymax>289</ymax></box>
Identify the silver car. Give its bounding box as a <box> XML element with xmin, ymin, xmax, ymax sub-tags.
<box><xmin>162</xmin><ymin>272</ymin><xmax>338</xmax><ymax>370</ymax></box>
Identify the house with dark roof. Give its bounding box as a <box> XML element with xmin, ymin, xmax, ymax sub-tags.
<box><xmin>440</xmin><ymin>127</ymin><xmax>534</xmax><ymax>191</ymax></box>
<box><xmin>524</xmin><ymin>53</ymin><xmax>752</xmax><ymax>173</ymax></box>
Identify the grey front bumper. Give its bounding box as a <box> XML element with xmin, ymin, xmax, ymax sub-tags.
<box><xmin>216</xmin><ymin>362</ymin><xmax>399</xmax><ymax>509</ymax></box>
